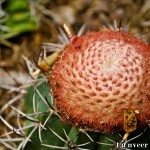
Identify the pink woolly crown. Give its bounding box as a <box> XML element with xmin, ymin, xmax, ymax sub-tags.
<box><xmin>50</xmin><ymin>30</ymin><xmax>150</xmax><ymax>133</ymax></box>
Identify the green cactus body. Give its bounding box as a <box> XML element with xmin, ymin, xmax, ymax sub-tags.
<box><xmin>24</xmin><ymin>80</ymin><xmax>150</xmax><ymax>150</ymax></box>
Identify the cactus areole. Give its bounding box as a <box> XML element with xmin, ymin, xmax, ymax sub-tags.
<box><xmin>50</xmin><ymin>30</ymin><xmax>150</xmax><ymax>133</ymax></box>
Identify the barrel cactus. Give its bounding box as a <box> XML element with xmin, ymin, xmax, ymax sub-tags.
<box><xmin>0</xmin><ymin>22</ymin><xmax>150</xmax><ymax>150</ymax></box>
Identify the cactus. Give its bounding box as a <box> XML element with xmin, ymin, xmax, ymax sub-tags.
<box><xmin>0</xmin><ymin>22</ymin><xmax>150</xmax><ymax>150</ymax></box>
<box><xmin>21</xmin><ymin>78</ymin><xmax>150</xmax><ymax>150</ymax></box>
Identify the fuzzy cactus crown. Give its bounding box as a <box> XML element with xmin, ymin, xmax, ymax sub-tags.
<box><xmin>50</xmin><ymin>30</ymin><xmax>150</xmax><ymax>133</ymax></box>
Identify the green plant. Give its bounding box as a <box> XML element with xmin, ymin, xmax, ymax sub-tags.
<box><xmin>0</xmin><ymin>0</ymin><xmax>37</xmax><ymax>40</ymax></box>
